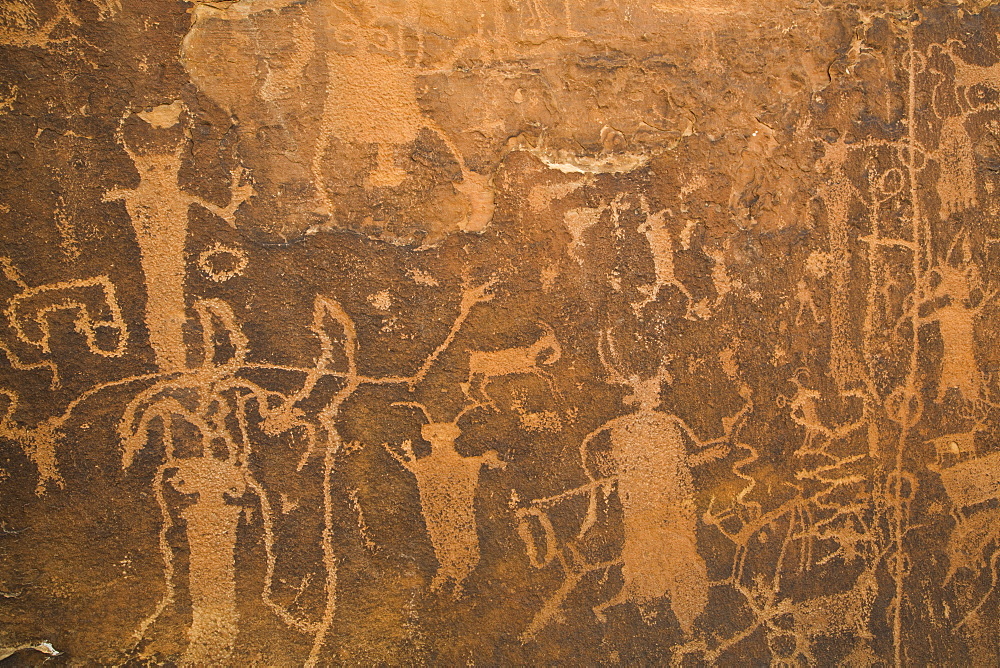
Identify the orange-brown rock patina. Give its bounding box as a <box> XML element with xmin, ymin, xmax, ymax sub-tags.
<box><xmin>3</xmin><ymin>0</ymin><xmax>1000</xmax><ymax>664</ymax></box>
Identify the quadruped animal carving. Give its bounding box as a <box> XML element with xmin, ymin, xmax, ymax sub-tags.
<box><xmin>464</xmin><ymin>321</ymin><xmax>562</xmax><ymax>404</ymax></box>
<box><xmin>928</xmin><ymin>430</ymin><xmax>979</xmax><ymax>468</ymax></box>
<box><xmin>773</xmin><ymin>563</ymin><xmax>880</xmax><ymax>664</ymax></box>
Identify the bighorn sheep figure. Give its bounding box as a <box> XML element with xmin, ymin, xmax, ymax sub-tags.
<box><xmin>465</xmin><ymin>322</ymin><xmax>562</xmax><ymax>404</ymax></box>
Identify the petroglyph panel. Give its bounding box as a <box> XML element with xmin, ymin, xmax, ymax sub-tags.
<box><xmin>5</xmin><ymin>0</ymin><xmax>1000</xmax><ymax>664</ymax></box>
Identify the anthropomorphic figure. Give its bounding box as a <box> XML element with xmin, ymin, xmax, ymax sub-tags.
<box><xmin>633</xmin><ymin>208</ymin><xmax>695</xmax><ymax>318</ymax></box>
<box><xmin>583</xmin><ymin>372</ymin><xmax>708</xmax><ymax>634</ymax></box>
<box><xmin>312</xmin><ymin>6</ymin><xmax>494</xmax><ymax>238</ymax></box>
<box><xmin>169</xmin><ymin>456</ymin><xmax>247</xmax><ymax>666</ymax></box>
<box><xmin>816</xmin><ymin>139</ymin><xmax>866</xmax><ymax>390</ymax></box>
<box><xmin>388</xmin><ymin>404</ymin><xmax>504</xmax><ymax>593</ymax></box>
<box><xmin>925</xmin><ymin>262</ymin><xmax>990</xmax><ymax>403</ymax></box>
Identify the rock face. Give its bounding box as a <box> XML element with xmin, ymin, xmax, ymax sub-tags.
<box><xmin>4</xmin><ymin>0</ymin><xmax>1000</xmax><ymax>664</ymax></box>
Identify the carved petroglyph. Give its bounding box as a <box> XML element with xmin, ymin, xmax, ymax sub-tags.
<box><xmin>387</xmin><ymin>401</ymin><xmax>504</xmax><ymax>593</ymax></box>
<box><xmin>947</xmin><ymin>47</ymin><xmax>1000</xmax><ymax>112</ymax></box>
<box><xmin>104</xmin><ymin>103</ymin><xmax>251</xmax><ymax>372</ymax></box>
<box><xmin>182</xmin><ymin>0</ymin><xmax>495</xmax><ymax>244</ymax></box>
<box><xmin>515</xmin><ymin>331</ymin><xmax>745</xmax><ymax>642</ymax></box>
<box><xmin>776</xmin><ymin>370</ymin><xmax>868</xmax><ymax>458</ymax></box>
<box><xmin>103</xmin><ymin>109</ymin><xmax>185</xmax><ymax>364</ymax></box>
<box><xmin>793</xmin><ymin>279</ymin><xmax>825</xmax><ymax>326</ymax></box>
<box><xmin>585</xmin><ymin>336</ymin><xmax>709</xmax><ymax>633</ymax></box>
<box><xmin>197</xmin><ymin>243</ymin><xmax>248</xmax><ymax>283</ymax></box>
<box><xmin>0</xmin><ymin>390</ymin><xmax>61</xmax><ymax>493</ymax></box>
<box><xmin>464</xmin><ymin>321</ymin><xmax>562</xmax><ymax>404</ymax></box>
<box><xmin>922</xmin><ymin>258</ymin><xmax>991</xmax><ymax>403</ymax></box>
<box><xmin>815</xmin><ymin>140</ymin><xmax>866</xmax><ymax>391</ymax></box>
<box><xmin>562</xmin><ymin>206</ymin><xmax>603</xmax><ymax>266</ymax></box>
<box><xmin>0</xmin><ymin>256</ymin><xmax>126</xmax><ymax>366</ymax></box>
<box><xmin>514</xmin><ymin>481</ymin><xmax>620</xmax><ymax>641</ymax></box>
<box><xmin>6</xmin><ymin>275</ymin><xmax>127</xmax><ymax>359</ymax></box>
<box><xmin>169</xmin><ymin>457</ymin><xmax>246</xmax><ymax>666</ymax></box>
<box><xmin>632</xmin><ymin>206</ymin><xmax>697</xmax><ymax>318</ymax></box>
<box><xmin>14</xmin><ymin>3</ymin><xmax>1000</xmax><ymax>665</ymax></box>
<box><xmin>780</xmin><ymin>566</ymin><xmax>878</xmax><ymax>664</ymax></box>
<box><xmin>313</xmin><ymin>19</ymin><xmax>494</xmax><ymax>236</ymax></box>
<box><xmin>111</xmin><ymin>275</ymin><xmax>497</xmax><ymax>663</ymax></box>
<box><xmin>937</xmin><ymin>450</ymin><xmax>1000</xmax><ymax>511</ymax></box>
<box><xmin>118</xmin><ymin>300</ymin><xmax>254</xmax><ymax>664</ymax></box>
<box><xmin>0</xmin><ymin>258</ymin><xmax>129</xmax><ymax>491</ymax></box>
<box><xmin>510</xmin><ymin>391</ymin><xmax>565</xmax><ymax>432</ymax></box>
<box><xmin>589</xmin><ymin>403</ymin><xmax>707</xmax><ymax>632</ymax></box>
<box><xmin>936</xmin><ymin>115</ymin><xmax>978</xmax><ymax>216</ymax></box>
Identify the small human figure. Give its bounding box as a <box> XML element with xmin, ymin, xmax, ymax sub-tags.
<box><xmin>387</xmin><ymin>403</ymin><xmax>504</xmax><ymax>593</ymax></box>
<box><xmin>778</xmin><ymin>369</ymin><xmax>831</xmax><ymax>454</ymax></box>
<box><xmin>632</xmin><ymin>209</ymin><xmax>696</xmax><ymax>318</ymax></box>
<box><xmin>794</xmin><ymin>279</ymin><xmax>825</xmax><ymax>326</ymax></box>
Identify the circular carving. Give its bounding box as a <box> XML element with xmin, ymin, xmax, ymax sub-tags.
<box><xmin>198</xmin><ymin>243</ymin><xmax>248</xmax><ymax>282</ymax></box>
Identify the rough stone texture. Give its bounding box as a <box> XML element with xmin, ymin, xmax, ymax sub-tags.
<box><xmin>2</xmin><ymin>0</ymin><xmax>1000</xmax><ymax>664</ymax></box>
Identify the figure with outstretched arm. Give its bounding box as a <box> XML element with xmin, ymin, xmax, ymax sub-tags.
<box><xmin>581</xmin><ymin>370</ymin><xmax>708</xmax><ymax>634</ymax></box>
<box><xmin>920</xmin><ymin>259</ymin><xmax>996</xmax><ymax>404</ymax></box>
<box><xmin>385</xmin><ymin>401</ymin><xmax>504</xmax><ymax>595</ymax></box>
